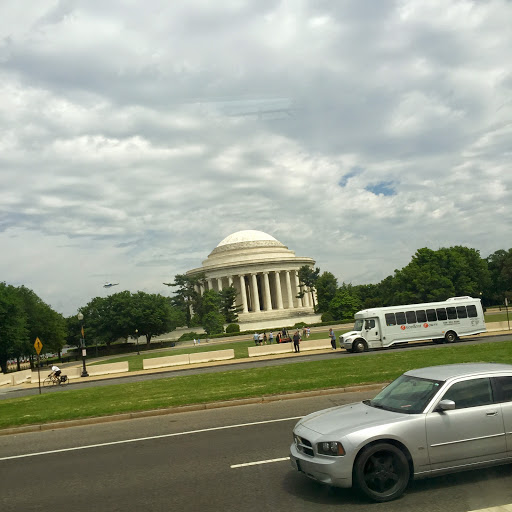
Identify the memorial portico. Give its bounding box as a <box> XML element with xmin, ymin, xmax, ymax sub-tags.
<box><xmin>186</xmin><ymin>230</ymin><xmax>321</xmax><ymax>329</ymax></box>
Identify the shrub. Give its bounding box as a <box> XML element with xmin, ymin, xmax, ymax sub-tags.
<box><xmin>321</xmin><ymin>311</ymin><xmax>335</xmax><ymax>322</ymax></box>
<box><xmin>179</xmin><ymin>332</ymin><xmax>201</xmax><ymax>341</ymax></box>
<box><xmin>225</xmin><ymin>323</ymin><xmax>240</xmax><ymax>333</ymax></box>
<box><xmin>294</xmin><ymin>322</ymin><xmax>307</xmax><ymax>328</ymax></box>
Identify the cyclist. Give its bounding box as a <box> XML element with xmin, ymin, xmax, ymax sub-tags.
<box><xmin>50</xmin><ymin>365</ymin><xmax>62</xmax><ymax>382</ymax></box>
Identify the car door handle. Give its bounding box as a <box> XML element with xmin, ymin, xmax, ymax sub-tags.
<box><xmin>486</xmin><ymin>411</ymin><xmax>498</xmax><ymax>416</ymax></box>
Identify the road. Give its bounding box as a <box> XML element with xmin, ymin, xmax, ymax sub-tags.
<box><xmin>1</xmin><ymin>390</ymin><xmax>511</xmax><ymax>512</ymax></box>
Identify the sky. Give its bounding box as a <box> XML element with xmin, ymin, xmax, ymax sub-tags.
<box><xmin>1</xmin><ymin>0</ymin><xmax>511</xmax><ymax>317</ymax></box>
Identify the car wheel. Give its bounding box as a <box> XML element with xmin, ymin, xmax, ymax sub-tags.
<box><xmin>353</xmin><ymin>340</ymin><xmax>366</xmax><ymax>353</ymax></box>
<box><xmin>353</xmin><ymin>443</ymin><xmax>410</xmax><ymax>502</ymax></box>
<box><xmin>444</xmin><ymin>331</ymin><xmax>457</xmax><ymax>343</ymax></box>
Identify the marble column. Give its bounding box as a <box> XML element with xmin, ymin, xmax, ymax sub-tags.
<box><xmin>295</xmin><ymin>271</ymin><xmax>303</xmax><ymax>307</ymax></box>
<box><xmin>217</xmin><ymin>277</ymin><xmax>223</xmax><ymax>291</ymax></box>
<box><xmin>274</xmin><ymin>271</ymin><xmax>284</xmax><ymax>309</ymax></box>
<box><xmin>303</xmin><ymin>287</ymin><xmax>310</xmax><ymax>307</ymax></box>
<box><xmin>228</xmin><ymin>276</ymin><xmax>233</xmax><ymax>287</ymax></box>
<box><xmin>263</xmin><ymin>272</ymin><xmax>272</xmax><ymax>311</ymax></box>
<box><xmin>251</xmin><ymin>273</ymin><xmax>260</xmax><ymax>312</ymax></box>
<box><xmin>285</xmin><ymin>270</ymin><xmax>294</xmax><ymax>309</ymax></box>
<box><xmin>239</xmin><ymin>275</ymin><xmax>248</xmax><ymax>313</ymax></box>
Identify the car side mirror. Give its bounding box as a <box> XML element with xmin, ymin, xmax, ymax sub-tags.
<box><xmin>437</xmin><ymin>399</ymin><xmax>455</xmax><ymax>411</ymax></box>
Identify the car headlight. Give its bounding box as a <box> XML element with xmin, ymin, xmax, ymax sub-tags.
<box><xmin>317</xmin><ymin>441</ymin><xmax>345</xmax><ymax>456</ymax></box>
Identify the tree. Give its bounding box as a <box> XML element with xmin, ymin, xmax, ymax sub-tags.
<box><xmin>487</xmin><ymin>249</ymin><xmax>512</xmax><ymax>304</ymax></box>
<box><xmin>219</xmin><ymin>286</ymin><xmax>242</xmax><ymax>323</ymax></box>
<box><xmin>315</xmin><ymin>272</ymin><xmax>338</xmax><ymax>313</ymax></box>
<box><xmin>169</xmin><ymin>273</ymin><xmax>205</xmax><ymax>326</ymax></box>
<box><xmin>328</xmin><ymin>284</ymin><xmax>362</xmax><ymax>321</ymax></box>
<box><xmin>0</xmin><ymin>283</ymin><xmax>28</xmax><ymax>374</ymax></box>
<box><xmin>298</xmin><ymin>265</ymin><xmax>320</xmax><ymax>311</ymax></box>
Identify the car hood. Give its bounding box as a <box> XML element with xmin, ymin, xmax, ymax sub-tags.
<box><xmin>297</xmin><ymin>402</ymin><xmax>409</xmax><ymax>437</ymax></box>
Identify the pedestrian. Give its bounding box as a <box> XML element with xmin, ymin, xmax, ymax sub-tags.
<box><xmin>269</xmin><ymin>331</ymin><xmax>274</xmax><ymax>344</ymax></box>
<box><xmin>302</xmin><ymin>327</ymin><xmax>306</xmax><ymax>339</ymax></box>
<box><xmin>263</xmin><ymin>332</ymin><xmax>267</xmax><ymax>345</ymax></box>
<box><xmin>276</xmin><ymin>332</ymin><xmax>281</xmax><ymax>344</ymax></box>
<box><xmin>258</xmin><ymin>332</ymin><xmax>264</xmax><ymax>345</ymax></box>
<box><xmin>193</xmin><ymin>338</ymin><xmax>197</xmax><ymax>346</ymax></box>
<box><xmin>253</xmin><ymin>332</ymin><xmax>259</xmax><ymax>345</ymax></box>
<box><xmin>293</xmin><ymin>330</ymin><xmax>301</xmax><ymax>353</ymax></box>
<box><xmin>329</xmin><ymin>328</ymin><xmax>336</xmax><ymax>350</ymax></box>
<box><xmin>306</xmin><ymin>327</ymin><xmax>310</xmax><ymax>338</ymax></box>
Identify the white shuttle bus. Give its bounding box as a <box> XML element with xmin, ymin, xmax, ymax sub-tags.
<box><xmin>340</xmin><ymin>296</ymin><xmax>486</xmax><ymax>353</ymax></box>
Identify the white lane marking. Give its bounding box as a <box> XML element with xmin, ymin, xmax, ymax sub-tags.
<box><xmin>231</xmin><ymin>457</ymin><xmax>290</xmax><ymax>468</ymax></box>
<box><xmin>0</xmin><ymin>416</ymin><xmax>302</xmax><ymax>461</ymax></box>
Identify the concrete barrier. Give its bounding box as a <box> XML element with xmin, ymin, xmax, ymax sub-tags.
<box><xmin>11</xmin><ymin>369</ymin><xmax>32</xmax><ymax>385</ymax></box>
<box><xmin>143</xmin><ymin>354</ymin><xmax>190</xmax><ymax>370</ymax></box>
<box><xmin>299</xmin><ymin>339</ymin><xmax>333</xmax><ymax>351</ymax></box>
<box><xmin>86</xmin><ymin>362</ymin><xmax>129</xmax><ymax>377</ymax></box>
<box><xmin>486</xmin><ymin>321</ymin><xmax>511</xmax><ymax>332</ymax></box>
<box><xmin>248</xmin><ymin>343</ymin><xmax>294</xmax><ymax>357</ymax></box>
<box><xmin>0</xmin><ymin>374</ymin><xmax>11</xmax><ymax>387</ymax></box>
<box><xmin>189</xmin><ymin>349</ymin><xmax>235</xmax><ymax>364</ymax></box>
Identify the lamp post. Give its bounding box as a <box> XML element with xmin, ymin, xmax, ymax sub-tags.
<box><xmin>135</xmin><ymin>328</ymin><xmax>139</xmax><ymax>356</ymax></box>
<box><xmin>77</xmin><ymin>312</ymin><xmax>89</xmax><ymax>377</ymax></box>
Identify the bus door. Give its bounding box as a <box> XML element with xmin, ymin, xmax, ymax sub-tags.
<box><xmin>364</xmin><ymin>318</ymin><xmax>381</xmax><ymax>347</ymax></box>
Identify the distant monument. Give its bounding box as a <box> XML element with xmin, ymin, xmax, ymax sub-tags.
<box><xmin>186</xmin><ymin>230</ymin><xmax>321</xmax><ymax>329</ymax></box>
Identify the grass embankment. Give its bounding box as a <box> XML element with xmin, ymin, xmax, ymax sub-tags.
<box><xmin>2</xmin><ymin>340</ymin><xmax>512</xmax><ymax>430</ymax></box>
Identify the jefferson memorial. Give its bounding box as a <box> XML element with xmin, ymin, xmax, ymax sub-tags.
<box><xmin>186</xmin><ymin>230</ymin><xmax>322</xmax><ymax>329</ymax></box>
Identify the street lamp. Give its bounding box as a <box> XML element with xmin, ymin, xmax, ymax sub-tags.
<box><xmin>135</xmin><ymin>328</ymin><xmax>139</xmax><ymax>356</ymax></box>
<box><xmin>77</xmin><ymin>312</ymin><xmax>89</xmax><ymax>377</ymax></box>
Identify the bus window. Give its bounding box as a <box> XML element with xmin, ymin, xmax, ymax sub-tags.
<box><xmin>426</xmin><ymin>309</ymin><xmax>437</xmax><ymax>322</ymax></box>
<box><xmin>447</xmin><ymin>307</ymin><xmax>457</xmax><ymax>320</ymax></box>
<box><xmin>395</xmin><ymin>312</ymin><xmax>406</xmax><ymax>325</ymax></box>
<box><xmin>467</xmin><ymin>305</ymin><xmax>478</xmax><ymax>317</ymax></box>
<box><xmin>385</xmin><ymin>313</ymin><xmax>396</xmax><ymax>326</ymax></box>
<box><xmin>416</xmin><ymin>310</ymin><xmax>427</xmax><ymax>322</ymax></box>
<box><xmin>456</xmin><ymin>306</ymin><xmax>468</xmax><ymax>318</ymax></box>
<box><xmin>365</xmin><ymin>319</ymin><xmax>375</xmax><ymax>330</ymax></box>
<box><xmin>436</xmin><ymin>308</ymin><xmax>448</xmax><ymax>321</ymax></box>
<box><xmin>406</xmin><ymin>311</ymin><xmax>417</xmax><ymax>323</ymax></box>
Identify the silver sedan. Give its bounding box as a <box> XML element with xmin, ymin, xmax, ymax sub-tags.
<box><xmin>290</xmin><ymin>362</ymin><xmax>512</xmax><ymax>502</ymax></box>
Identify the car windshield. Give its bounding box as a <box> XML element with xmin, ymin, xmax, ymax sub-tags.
<box><xmin>353</xmin><ymin>319</ymin><xmax>364</xmax><ymax>331</ymax></box>
<box><xmin>366</xmin><ymin>375</ymin><xmax>443</xmax><ymax>414</ymax></box>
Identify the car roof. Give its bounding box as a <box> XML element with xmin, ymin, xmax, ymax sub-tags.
<box><xmin>405</xmin><ymin>363</ymin><xmax>512</xmax><ymax>381</ymax></box>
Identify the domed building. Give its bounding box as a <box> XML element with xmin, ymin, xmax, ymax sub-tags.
<box><xmin>186</xmin><ymin>230</ymin><xmax>321</xmax><ymax>329</ymax></box>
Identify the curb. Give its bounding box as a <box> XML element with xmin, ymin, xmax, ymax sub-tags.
<box><xmin>0</xmin><ymin>383</ymin><xmax>385</xmax><ymax>436</ymax></box>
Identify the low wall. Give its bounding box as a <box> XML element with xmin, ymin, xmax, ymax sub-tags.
<box><xmin>11</xmin><ymin>369</ymin><xmax>32</xmax><ymax>385</ymax></box>
<box><xmin>189</xmin><ymin>349</ymin><xmax>234</xmax><ymax>364</ymax></box>
<box><xmin>486</xmin><ymin>321</ymin><xmax>511</xmax><ymax>332</ymax></box>
<box><xmin>0</xmin><ymin>374</ymin><xmax>12</xmax><ymax>387</ymax></box>
<box><xmin>299</xmin><ymin>339</ymin><xmax>332</xmax><ymax>351</ymax></box>
<box><xmin>143</xmin><ymin>354</ymin><xmax>190</xmax><ymax>370</ymax></box>
<box><xmin>248</xmin><ymin>343</ymin><xmax>294</xmax><ymax>357</ymax></box>
<box><xmin>87</xmin><ymin>362</ymin><xmax>129</xmax><ymax>376</ymax></box>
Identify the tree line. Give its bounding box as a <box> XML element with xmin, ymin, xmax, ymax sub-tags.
<box><xmin>309</xmin><ymin>246</ymin><xmax>512</xmax><ymax>322</ymax></box>
<box><xmin>1</xmin><ymin>245</ymin><xmax>511</xmax><ymax>373</ymax></box>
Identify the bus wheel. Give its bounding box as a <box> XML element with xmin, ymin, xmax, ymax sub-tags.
<box><xmin>444</xmin><ymin>331</ymin><xmax>457</xmax><ymax>343</ymax></box>
<box><xmin>353</xmin><ymin>340</ymin><xmax>366</xmax><ymax>353</ymax></box>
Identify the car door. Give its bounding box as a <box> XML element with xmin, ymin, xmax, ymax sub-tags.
<box><xmin>364</xmin><ymin>318</ymin><xmax>381</xmax><ymax>347</ymax></box>
<box><xmin>425</xmin><ymin>377</ymin><xmax>507</xmax><ymax>471</ymax></box>
<box><xmin>492</xmin><ymin>376</ymin><xmax>512</xmax><ymax>454</ymax></box>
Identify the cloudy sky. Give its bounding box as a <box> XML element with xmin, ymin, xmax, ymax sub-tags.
<box><xmin>1</xmin><ymin>0</ymin><xmax>511</xmax><ymax>317</ymax></box>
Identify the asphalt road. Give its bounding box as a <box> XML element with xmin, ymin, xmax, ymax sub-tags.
<box><xmin>1</xmin><ymin>389</ymin><xmax>511</xmax><ymax>512</ymax></box>
<box><xmin>1</xmin><ymin>332</ymin><xmax>510</xmax><ymax>401</ymax></box>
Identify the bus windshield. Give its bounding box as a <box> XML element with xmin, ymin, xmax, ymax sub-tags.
<box><xmin>354</xmin><ymin>319</ymin><xmax>364</xmax><ymax>331</ymax></box>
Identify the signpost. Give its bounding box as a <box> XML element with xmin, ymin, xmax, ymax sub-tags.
<box><xmin>506</xmin><ymin>297</ymin><xmax>510</xmax><ymax>331</ymax></box>
<box><xmin>34</xmin><ymin>337</ymin><xmax>43</xmax><ymax>395</ymax></box>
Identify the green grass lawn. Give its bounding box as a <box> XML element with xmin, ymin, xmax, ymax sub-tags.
<box><xmin>2</xmin><ymin>339</ymin><xmax>511</xmax><ymax>430</ymax></box>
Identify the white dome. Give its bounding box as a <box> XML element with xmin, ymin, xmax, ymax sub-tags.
<box><xmin>217</xmin><ymin>230</ymin><xmax>279</xmax><ymax>247</ymax></box>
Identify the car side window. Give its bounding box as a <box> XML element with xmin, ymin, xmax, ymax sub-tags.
<box><xmin>492</xmin><ymin>376</ymin><xmax>512</xmax><ymax>403</ymax></box>
<box><xmin>441</xmin><ymin>378</ymin><xmax>493</xmax><ymax>409</ymax></box>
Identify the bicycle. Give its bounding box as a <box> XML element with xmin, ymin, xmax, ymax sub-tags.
<box><xmin>43</xmin><ymin>373</ymin><xmax>70</xmax><ymax>387</ymax></box>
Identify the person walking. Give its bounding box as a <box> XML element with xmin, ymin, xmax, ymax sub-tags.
<box><xmin>269</xmin><ymin>331</ymin><xmax>274</xmax><ymax>344</ymax></box>
<box><xmin>293</xmin><ymin>330</ymin><xmax>301</xmax><ymax>353</ymax></box>
<box><xmin>329</xmin><ymin>328</ymin><xmax>337</xmax><ymax>350</ymax></box>
<box><xmin>253</xmin><ymin>332</ymin><xmax>259</xmax><ymax>345</ymax></box>
<box><xmin>263</xmin><ymin>332</ymin><xmax>267</xmax><ymax>345</ymax></box>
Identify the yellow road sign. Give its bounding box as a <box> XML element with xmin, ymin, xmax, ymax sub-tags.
<box><xmin>34</xmin><ymin>337</ymin><xmax>43</xmax><ymax>355</ymax></box>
